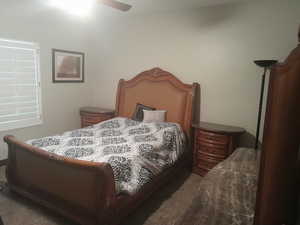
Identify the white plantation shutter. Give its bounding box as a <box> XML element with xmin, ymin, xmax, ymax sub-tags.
<box><xmin>0</xmin><ymin>39</ymin><xmax>42</xmax><ymax>131</ymax></box>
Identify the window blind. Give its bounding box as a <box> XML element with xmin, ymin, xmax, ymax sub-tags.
<box><xmin>0</xmin><ymin>39</ymin><xmax>42</xmax><ymax>132</ymax></box>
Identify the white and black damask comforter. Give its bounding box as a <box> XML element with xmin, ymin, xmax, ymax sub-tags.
<box><xmin>27</xmin><ymin>117</ymin><xmax>185</xmax><ymax>195</ymax></box>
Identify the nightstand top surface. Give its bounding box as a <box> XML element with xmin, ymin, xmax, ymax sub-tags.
<box><xmin>193</xmin><ymin>122</ymin><xmax>245</xmax><ymax>134</ymax></box>
<box><xmin>80</xmin><ymin>107</ymin><xmax>115</xmax><ymax>114</ymax></box>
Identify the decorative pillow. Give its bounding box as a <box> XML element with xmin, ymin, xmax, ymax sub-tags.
<box><xmin>143</xmin><ymin>110</ymin><xmax>167</xmax><ymax>123</ymax></box>
<box><xmin>132</xmin><ymin>103</ymin><xmax>156</xmax><ymax>121</ymax></box>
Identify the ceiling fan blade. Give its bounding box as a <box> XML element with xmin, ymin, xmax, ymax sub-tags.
<box><xmin>99</xmin><ymin>0</ymin><xmax>132</xmax><ymax>11</ymax></box>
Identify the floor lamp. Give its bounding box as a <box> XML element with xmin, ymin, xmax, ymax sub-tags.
<box><xmin>254</xmin><ymin>60</ymin><xmax>277</xmax><ymax>150</ymax></box>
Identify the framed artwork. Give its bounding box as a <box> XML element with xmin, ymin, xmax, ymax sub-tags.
<box><xmin>52</xmin><ymin>49</ymin><xmax>84</xmax><ymax>83</ymax></box>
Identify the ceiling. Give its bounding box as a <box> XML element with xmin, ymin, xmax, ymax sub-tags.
<box><xmin>120</xmin><ymin>0</ymin><xmax>248</xmax><ymax>14</ymax></box>
<box><xmin>3</xmin><ymin>0</ymin><xmax>249</xmax><ymax>19</ymax></box>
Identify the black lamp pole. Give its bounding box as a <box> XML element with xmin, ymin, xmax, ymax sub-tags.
<box><xmin>254</xmin><ymin>60</ymin><xmax>277</xmax><ymax>150</ymax></box>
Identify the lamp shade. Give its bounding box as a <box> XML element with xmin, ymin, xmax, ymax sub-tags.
<box><xmin>254</xmin><ymin>60</ymin><xmax>277</xmax><ymax>68</ymax></box>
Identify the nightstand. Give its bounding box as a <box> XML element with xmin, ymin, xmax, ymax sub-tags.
<box><xmin>80</xmin><ymin>107</ymin><xmax>115</xmax><ymax>128</ymax></box>
<box><xmin>192</xmin><ymin>122</ymin><xmax>245</xmax><ymax>176</ymax></box>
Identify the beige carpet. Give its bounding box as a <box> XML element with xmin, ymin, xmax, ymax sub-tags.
<box><xmin>0</xmin><ymin>166</ymin><xmax>202</xmax><ymax>225</ymax></box>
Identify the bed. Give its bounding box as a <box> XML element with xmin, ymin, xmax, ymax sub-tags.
<box><xmin>176</xmin><ymin>28</ymin><xmax>300</xmax><ymax>225</ymax></box>
<box><xmin>3</xmin><ymin>68</ymin><xmax>200</xmax><ymax>225</ymax></box>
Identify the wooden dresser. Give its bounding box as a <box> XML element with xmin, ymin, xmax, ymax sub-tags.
<box><xmin>192</xmin><ymin>122</ymin><xmax>245</xmax><ymax>176</ymax></box>
<box><xmin>80</xmin><ymin>107</ymin><xmax>115</xmax><ymax>128</ymax></box>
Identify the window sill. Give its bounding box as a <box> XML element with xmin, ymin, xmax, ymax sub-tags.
<box><xmin>0</xmin><ymin>119</ymin><xmax>43</xmax><ymax>133</ymax></box>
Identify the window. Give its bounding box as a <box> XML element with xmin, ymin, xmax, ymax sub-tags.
<box><xmin>0</xmin><ymin>39</ymin><xmax>42</xmax><ymax>132</ymax></box>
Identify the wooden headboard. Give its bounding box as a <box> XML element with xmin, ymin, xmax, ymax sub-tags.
<box><xmin>115</xmin><ymin>68</ymin><xmax>200</xmax><ymax>141</ymax></box>
<box><xmin>254</xmin><ymin>28</ymin><xmax>300</xmax><ymax>225</ymax></box>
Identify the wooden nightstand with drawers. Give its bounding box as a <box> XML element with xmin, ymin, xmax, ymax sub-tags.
<box><xmin>80</xmin><ymin>107</ymin><xmax>115</xmax><ymax>128</ymax></box>
<box><xmin>192</xmin><ymin>122</ymin><xmax>245</xmax><ymax>176</ymax></box>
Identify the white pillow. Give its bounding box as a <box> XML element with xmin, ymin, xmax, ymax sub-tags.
<box><xmin>143</xmin><ymin>110</ymin><xmax>166</xmax><ymax>123</ymax></box>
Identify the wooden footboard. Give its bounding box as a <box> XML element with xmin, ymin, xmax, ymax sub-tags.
<box><xmin>4</xmin><ymin>135</ymin><xmax>117</xmax><ymax>225</ymax></box>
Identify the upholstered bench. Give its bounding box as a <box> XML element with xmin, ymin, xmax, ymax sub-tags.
<box><xmin>176</xmin><ymin>148</ymin><xmax>259</xmax><ymax>225</ymax></box>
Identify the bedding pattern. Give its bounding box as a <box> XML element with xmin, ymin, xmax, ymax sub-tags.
<box><xmin>27</xmin><ymin>117</ymin><xmax>185</xmax><ymax>195</ymax></box>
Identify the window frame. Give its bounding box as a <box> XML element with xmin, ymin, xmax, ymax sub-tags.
<box><xmin>0</xmin><ymin>38</ymin><xmax>43</xmax><ymax>132</ymax></box>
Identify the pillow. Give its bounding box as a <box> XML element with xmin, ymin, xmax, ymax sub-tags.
<box><xmin>143</xmin><ymin>110</ymin><xmax>167</xmax><ymax>123</ymax></box>
<box><xmin>132</xmin><ymin>103</ymin><xmax>156</xmax><ymax>121</ymax></box>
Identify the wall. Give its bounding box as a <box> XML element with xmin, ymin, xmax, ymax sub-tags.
<box><xmin>0</xmin><ymin>0</ymin><xmax>98</xmax><ymax>159</ymax></box>
<box><xmin>90</xmin><ymin>0</ymin><xmax>300</xmax><ymax>145</ymax></box>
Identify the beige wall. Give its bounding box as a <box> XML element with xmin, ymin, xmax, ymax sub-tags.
<box><xmin>90</xmin><ymin>0</ymin><xmax>299</xmax><ymax>143</ymax></box>
<box><xmin>0</xmin><ymin>0</ymin><xmax>97</xmax><ymax>159</ymax></box>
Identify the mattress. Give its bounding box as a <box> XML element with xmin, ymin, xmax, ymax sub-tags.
<box><xmin>27</xmin><ymin>117</ymin><xmax>185</xmax><ymax>194</ymax></box>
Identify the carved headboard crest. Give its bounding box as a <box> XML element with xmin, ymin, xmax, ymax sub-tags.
<box><xmin>115</xmin><ymin>67</ymin><xmax>200</xmax><ymax>142</ymax></box>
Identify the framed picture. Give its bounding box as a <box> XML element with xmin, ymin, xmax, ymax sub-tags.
<box><xmin>52</xmin><ymin>49</ymin><xmax>84</xmax><ymax>83</ymax></box>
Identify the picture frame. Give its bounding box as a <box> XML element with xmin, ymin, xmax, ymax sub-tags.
<box><xmin>52</xmin><ymin>49</ymin><xmax>85</xmax><ymax>83</ymax></box>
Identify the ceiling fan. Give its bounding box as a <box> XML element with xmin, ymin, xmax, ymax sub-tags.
<box><xmin>99</xmin><ymin>0</ymin><xmax>132</xmax><ymax>11</ymax></box>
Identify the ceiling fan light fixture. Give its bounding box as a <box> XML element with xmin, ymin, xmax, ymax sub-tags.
<box><xmin>49</xmin><ymin>0</ymin><xmax>96</xmax><ymax>17</ymax></box>
<box><xmin>99</xmin><ymin>0</ymin><xmax>132</xmax><ymax>11</ymax></box>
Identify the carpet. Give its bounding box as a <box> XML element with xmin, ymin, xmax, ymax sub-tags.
<box><xmin>0</xmin><ymin>166</ymin><xmax>202</xmax><ymax>225</ymax></box>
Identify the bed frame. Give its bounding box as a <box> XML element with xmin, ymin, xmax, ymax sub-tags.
<box><xmin>254</xmin><ymin>28</ymin><xmax>300</xmax><ymax>225</ymax></box>
<box><xmin>4</xmin><ymin>68</ymin><xmax>199</xmax><ymax>225</ymax></box>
